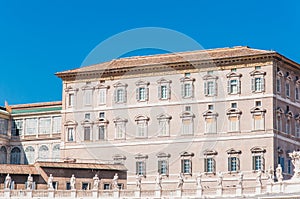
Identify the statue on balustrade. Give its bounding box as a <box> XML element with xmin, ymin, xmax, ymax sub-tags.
<box><xmin>238</xmin><ymin>172</ymin><xmax>243</xmax><ymax>187</ymax></box>
<box><xmin>136</xmin><ymin>174</ymin><xmax>142</xmax><ymax>189</ymax></box>
<box><xmin>93</xmin><ymin>174</ymin><xmax>100</xmax><ymax>190</ymax></box>
<box><xmin>217</xmin><ymin>172</ymin><xmax>223</xmax><ymax>187</ymax></box>
<box><xmin>70</xmin><ymin>174</ymin><xmax>76</xmax><ymax>190</ymax></box>
<box><xmin>26</xmin><ymin>174</ymin><xmax>33</xmax><ymax>190</ymax></box>
<box><xmin>155</xmin><ymin>172</ymin><xmax>162</xmax><ymax>189</ymax></box>
<box><xmin>48</xmin><ymin>174</ymin><xmax>54</xmax><ymax>190</ymax></box>
<box><xmin>196</xmin><ymin>173</ymin><xmax>202</xmax><ymax>189</ymax></box>
<box><xmin>112</xmin><ymin>173</ymin><xmax>119</xmax><ymax>190</ymax></box>
<box><xmin>276</xmin><ymin>164</ymin><xmax>283</xmax><ymax>183</ymax></box>
<box><xmin>4</xmin><ymin>174</ymin><xmax>11</xmax><ymax>189</ymax></box>
<box><xmin>256</xmin><ymin>170</ymin><xmax>262</xmax><ymax>185</ymax></box>
<box><xmin>177</xmin><ymin>173</ymin><xmax>184</xmax><ymax>189</ymax></box>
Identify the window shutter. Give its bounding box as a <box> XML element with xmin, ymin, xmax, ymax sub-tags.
<box><xmin>191</xmin><ymin>83</ymin><xmax>194</xmax><ymax>98</ymax></box>
<box><xmin>228</xmin><ymin>157</ymin><xmax>231</xmax><ymax>171</ymax></box>
<box><xmin>168</xmin><ymin>85</ymin><xmax>171</xmax><ymax>99</ymax></box>
<box><xmin>262</xmin><ymin>156</ymin><xmax>265</xmax><ymax>171</ymax></box>
<box><xmin>212</xmin><ymin>159</ymin><xmax>216</xmax><ymax>173</ymax></box>
<box><xmin>136</xmin><ymin>162</ymin><xmax>139</xmax><ymax>175</ymax></box>
<box><xmin>181</xmin><ymin>159</ymin><xmax>184</xmax><ymax>173</ymax></box>
<box><xmin>262</xmin><ymin>78</ymin><xmax>265</xmax><ymax>92</ymax></box>
<box><xmin>204</xmin><ymin>158</ymin><xmax>207</xmax><ymax>172</ymax></box>
<box><xmin>251</xmin><ymin>78</ymin><xmax>255</xmax><ymax>92</ymax></box>
<box><xmin>114</xmin><ymin>89</ymin><xmax>117</xmax><ymax>102</ymax></box>
<box><xmin>227</xmin><ymin>80</ymin><xmax>231</xmax><ymax>94</ymax></box>
<box><xmin>252</xmin><ymin>156</ymin><xmax>255</xmax><ymax>170</ymax></box>
<box><xmin>238</xmin><ymin>80</ymin><xmax>241</xmax><ymax>94</ymax></box>
<box><xmin>204</xmin><ymin>82</ymin><xmax>207</xmax><ymax>96</ymax></box>
<box><xmin>146</xmin><ymin>87</ymin><xmax>149</xmax><ymax>101</ymax></box>
<box><xmin>166</xmin><ymin>160</ymin><xmax>169</xmax><ymax>176</ymax></box>
<box><xmin>189</xmin><ymin>159</ymin><xmax>192</xmax><ymax>174</ymax></box>
<box><xmin>136</xmin><ymin>88</ymin><xmax>139</xmax><ymax>100</ymax></box>
<box><xmin>124</xmin><ymin>88</ymin><xmax>127</xmax><ymax>103</ymax></box>
<box><xmin>214</xmin><ymin>82</ymin><xmax>218</xmax><ymax>96</ymax></box>
<box><xmin>143</xmin><ymin>161</ymin><xmax>146</xmax><ymax>176</ymax></box>
<box><xmin>158</xmin><ymin>86</ymin><xmax>161</xmax><ymax>99</ymax></box>
<box><xmin>237</xmin><ymin>157</ymin><xmax>240</xmax><ymax>171</ymax></box>
<box><xmin>181</xmin><ymin>83</ymin><xmax>184</xmax><ymax>97</ymax></box>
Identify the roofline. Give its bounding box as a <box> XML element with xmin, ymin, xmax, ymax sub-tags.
<box><xmin>10</xmin><ymin>101</ymin><xmax>62</xmax><ymax>109</ymax></box>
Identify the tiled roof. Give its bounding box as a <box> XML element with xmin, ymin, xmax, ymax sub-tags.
<box><xmin>0</xmin><ymin>164</ymin><xmax>39</xmax><ymax>175</ymax></box>
<box><xmin>56</xmin><ymin>46</ymin><xmax>274</xmax><ymax>75</ymax></box>
<box><xmin>36</xmin><ymin>162</ymin><xmax>127</xmax><ymax>171</ymax></box>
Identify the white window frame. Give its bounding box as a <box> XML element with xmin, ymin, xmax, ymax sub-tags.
<box><xmin>136</xmin><ymin>80</ymin><xmax>150</xmax><ymax>102</ymax></box>
<box><xmin>157</xmin><ymin>78</ymin><xmax>172</xmax><ymax>100</ymax></box>
<box><xmin>226</xmin><ymin>149</ymin><xmax>241</xmax><ymax>173</ymax></box>
<box><xmin>180</xmin><ymin>111</ymin><xmax>195</xmax><ymax>135</ymax></box>
<box><xmin>95</xmin><ymin>83</ymin><xmax>109</xmax><ymax>106</ymax></box>
<box><xmin>157</xmin><ymin>152</ymin><xmax>170</xmax><ymax>176</ymax></box>
<box><xmin>251</xmin><ymin>107</ymin><xmax>266</xmax><ymax>131</ymax></box>
<box><xmin>203</xmin><ymin>150</ymin><xmax>217</xmax><ymax>174</ymax></box>
<box><xmin>135</xmin><ymin>154</ymin><xmax>148</xmax><ymax>177</ymax></box>
<box><xmin>157</xmin><ymin>113</ymin><xmax>172</xmax><ymax>137</ymax></box>
<box><xmin>65</xmin><ymin>86</ymin><xmax>78</xmax><ymax>108</ymax></box>
<box><xmin>113</xmin><ymin>82</ymin><xmax>128</xmax><ymax>104</ymax></box>
<box><xmin>180</xmin><ymin>152</ymin><xmax>194</xmax><ymax>175</ymax></box>
<box><xmin>226</xmin><ymin>72</ymin><xmax>242</xmax><ymax>95</ymax></box>
<box><xmin>113</xmin><ymin>117</ymin><xmax>127</xmax><ymax>140</ymax></box>
<box><xmin>64</xmin><ymin>120</ymin><xmax>77</xmax><ymax>142</ymax></box>
<box><xmin>203</xmin><ymin>110</ymin><xmax>218</xmax><ymax>134</ymax></box>
<box><xmin>250</xmin><ymin>70</ymin><xmax>266</xmax><ymax>93</ymax></box>
<box><xmin>203</xmin><ymin>74</ymin><xmax>218</xmax><ymax>97</ymax></box>
<box><xmin>251</xmin><ymin>147</ymin><xmax>266</xmax><ymax>171</ymax></box>
<box><xmin>180</xmin><ymin>76</ymin><xmax>195</xmax><ymax>98</ymax></box>
<box><xmin>135</xmin><ymin>115</ymin><xmax>149</xmax><ymax>138</ymax></box>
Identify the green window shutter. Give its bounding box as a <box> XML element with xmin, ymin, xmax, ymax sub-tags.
<box><xmin>228</xmin><ymin>157</ymin><xmax>231</xmax><ymax>172</ymax></box>
<box><xmin>136</xmin><ymin>162</ymin><xmax>139</xmax><ymax>175</ymax></box>
<box><xmin>124</xmin><ymin>88</ymin><xmax>127</xmax><ymax>103</ymax></box>
<box><xmin>146</xmin><ymin>87</ymin><xmax>149</xmax><ymax>101</ymax></box>
<box><xmin>158</xmin><ymin>160</ymin><xmax>161</xmax><ymax>174</ymax></box>
<box><xmin>204</xmin><ymin>158</ymin><xmax>207</xmax><ymax>172</ymax></box>
<box><xmin>238</xmin><ymin>79</ymin><xmax>241</xmax><ymax>94</ymax></box>
<box><xmin>252</xmin><ymin>156</ymin><xmax>256</xmax><ymax>171</ymax></box>
<box><xmin>213</xmin><ymin>159</ymin><xmax>216</xmax><ymax>173</ymax></box>
<box><xmin>114</xmin><ymin>89</ymin><xmax>118</xmax><ymax>102</ymax></box>
<box><xmin>237</xmin><ymin>157</ymin><xmax>240</xmax><ymax>171</ymax></box>
<box><xmin>136</xmin><ymin>88</ymin><xmax>139</xmax><ymax>100</ymax></box>
<box><xmin>262</xmin><ymin>78</ymin><xmax>265</xmax><ymax>92</ymax></box>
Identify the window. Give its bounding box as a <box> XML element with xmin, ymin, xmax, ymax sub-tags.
<box><xmin>227</xmin><ymin>149</ymin><xmax>241</xmax><ymax>172</ymax></box>
<box><xmin>25</xmin><ymin>118</ymin><xmax>37</xmax><ymax>135</ymax></box>
<box><xmin>98</xmin><ymin>125</ymin><xmax>106</xmax><ymax>140</ymax></box>
<box><xmin>135</xmin><ymin>115</ymin><xmax>149</xmax><ymax>138</ymax></box>
<box><xmin>66</xmin><ymin>182</ymin><xmax>71</xmax><ymax>190</ymax></box>
<box><xmin>113</xmin><ymin>82</ymin><xmax>128</xmax><ymax>104</ymax></box>
<box><xmin>255</xmin><ymin>66</ymin><xmax>261</xmax><ymax>70</ymax></box>
<box><xmin>227</xmin><ymin>72</ymin><xmax>241</xmax><ymax>94</ymax></box>
<box><xmin>52</xmin><ymin>117</ymin><xmax>61</xmax><ymax>133</ymax></box>
<box><xmin>12</xmin><ymin>119</ymin><xmax>23</xmax><ymax>136</ymax></box>
<box><xmin>296</xmin><ymin>87</ymin><xmax>300</xmax><ymax>101</ymax></box>
<box><xmin>250</xmin><ymin>70</ymin><xmax>266</xmax><ymax>93</ymax></box>
<box><xmin>228</xmin><ymin>116</ymin><xmax>239</xmax><ymax>132</ymax></box>
<box><xmin>255</xmin><ymin>101</ymin><xmax>262</xmax><ymax>107</ymax></box>
<box><xmin>185</xmin><ymin>106</ymin><xmax>191</xmax><ymax>111</ymax></box>
<box><xmin>296</xmin><ymin>121</ymin><xmax>300</xmax><ymax>138</ymax></box>
<box><xmin>203</xmin><ymin>150</ymin><xmax>217</xmax><ymax>174</ymax></box>
<box><xmin>286</xmin><ymin>82</ymin><xmax>290</xmax><ymax>98</ymax></box>
<box><xmin>68</xmin><ymin>93</ymin><xmax>74</xmax><ymax>107</ymax></box>
<box><xmin>0</xmin><ymin>146</ymin><xmax>7</xmax><ymax>164</ymax></box>
<box><xmin>99</xmin><ymin>89</ymin><xmax>106</xmax><ymax>105</ymax></box>
<box><xmin>39</xmin><ymin>117</ymin><xmax>51</xmax><ymax>134</ymax></box>
<box><xmin>52</xmin><ymin>144</ymin><xmax>60</xmax><ymax>161</ymax></box>
<box><xmin>135</xmin><ymin>154</ymin><xmax>148</xmax><ymax>177</ymax></box>
<box><xmin>203</xmin><ymin>73</ymin><xmax>218</xmax><ymax>97</ymax></box>
<box><xmin>82</xmin><ymin>182</ymin><xmax>90</xmax><ymax>190</ymax></box>
<box><xmin>231</xmin><ymin>103</ymin><xmax>237</xmax><ymax>108</ymax></box>
<box><xmin>278</xmin><ymin>156</ymin><xmax>285</xmax><ymax>173</ymax></box>
<box><xmin>277</xmin><ymin>78</ymin><xmax>281</xmax><ymax>93</ymax></box>
<box><xmin>103</xmin><ymin>184</ymin><xmax>110</xmax><ymax>190</ymax></box>
<box><xmin>180</xmin><ymin>76</ymin><xmax>195</xmax><ymax>98</ymax></box>
<box><xmin>180</xmin><ymin>111</ymin><xmax>195</xmax><ymax>135</ymax></box>
<box><xmin>38</xmin><ymin>145</ymin><xmax>49</xmax><ymax>161</ymax></box>
<box><xmin>84</xmin><ymin>113</ymin><xmax>91</xmax><ymax>120</ymax></box>
<box><xmin>251</xmin><ymin>147</ymin><xmax>266</xmax><ymax>171</ymax></box>
<box><xmin>0</xmin><ymin>119</ymin><xmax>8</xmax><ymax>135</ymax></box>
<box><xmin>67</xmin><ymin>128</ymin><xmax>75</xmax><ymax>142</ymax></box>
<box><xmin>288</xmin><ymin>159</ymin><xmax>292</xmax><ymax>174</ymax></box>
<box><xmin>65</xmin><ymin>86</ymin><xmax>78</xmax><ymax>108</ymax></box>
<box><xmin>84</xmin><ymin>127</ymin><xmax>91</xmax><ymax>141</ymax></box>
<box><xmin>114</xmin><ymin>118</ymin><xmax>127</xmax><ymax>139</ymax></box>
<box><xmin>10</xmin><ymin>147</ymin><xmax>21</xmax><ymax>164</ymax></box>
<box><xmin>84</xmin><ymin>90</ymin><xmax>93</xmax><ymax>105</ymax></box>
<box><xmin>157</xmin><ymin>78</ymin><xmax>172</xmax><ymax>100</ymax></box>
<box><xmin>136</xmin><ymin>80</ymin><xmax>149</xmax><ymax>102</ymax></box>
<box><xmin>251</xmin><ymin>107</ymin><xmax>266</xmax><ymax>131</ymax></box>
<box><xmin>208</xmin><ymin>105</ymin><xmax>214</xmax><ymax>110</ymax></box>
<box><xmin>203</xmin><ymin>110</ymin><xmax>218</xmax><ymax>134</ymax></box>
<box><xmin>286</xmin><ymin>119</ymin><xmax>291</xmax><ymax>134</ymax></box>
<box><xmin>157</xmin><ymin>114</ymin><xmax>171</xmax><ymax>137</ymax></box>
<box><xmin>99</xmin><ymin>112</ymin><xmax>105</xmax><ymax>119</ymax></box>
<box><xmin>95</xmin><ymin>83</ymin><xmax>109</xmax><ymax>105</ymax></box>
<box><xmin>180</xmin><ymin>152</ymin><xmax>194</xmax><ymax>175</ymax></box>
<box><xmin>25</xmin><ymin>146</ymin><xmax>35</xmax><ymax>164</ymax></box>
<box><xmin>157</xmin><ymin>152</ymin><xmax>170</xmax><ymax>176</ymax></box>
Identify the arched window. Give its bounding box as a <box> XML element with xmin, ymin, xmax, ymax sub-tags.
<box><xmin>0</xmin><ymin>146</ymin><xmax>7</xmax><ymax>164</ymax></box>
<box><xmin>52</xmin><ymin>144</ymin><xmax>60</xmax><ymax>161</ymax></box>
<box><xmin>38</xmin><ymin>145</ymin><xmax>49</xmax><ymax>161</ymax></box>
<box><xmin>10</xmin><ymin>147</ymin><xmax>21</xmax><ymax>164</ymax></box>
<box><xmin>25</xmin><ymin>146</ymin><xmax>35</xmax><ymax>164</ymax></box>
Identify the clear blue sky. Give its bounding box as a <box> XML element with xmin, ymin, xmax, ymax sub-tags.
<box><xmin>0</xmin><ymin>0</ymin><xmax>299</xmax><ymax>105</ymax></box>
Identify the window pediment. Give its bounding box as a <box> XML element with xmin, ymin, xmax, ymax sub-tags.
<box><xmin>276</xmin><ymin>107</ymin><xmax>284</xmax><ymax>115</ymax></box>
<box><xmin>95</xmin><ymin>83</ymin><xmax>110</xmax><ymax>89</ymax></box>
<box><xmin>226</xmin><ymin>148</ymin><xmax>242</xmax><ymax>155</ymax></box>
<box><xmin>277</xmin><ymin>71</ymin><xmax>284</xmax><ymax>77</ymax></box>
<box><xmin>65</xmin><ymin>86</ymin><xmax>79</xmax><ymax>92</ymax></box>
<box><xmin>156</xmin><ymin>152</ymin><xmax>171</xmax><ymax>158</ymax></box>
<box><xmin>135</xmin><ymin>115</ymin><xmax>150</xmax><ymax>121</ymax></box>
<box><xmin>113</xmin><ymin>117</ymin><xmax>128</xmax><ymax>123</ymax></box>
<box><xmin>180</xmin><ymin>111</ymin><xmax>195</xmax><ymax>118</ymax></box>
<box><xmin>81</xmin><ymin>119</ymin><xmax>93</xmax><ymax>125</ymax></box>
<box><xmin>286</xmin><ymin>75</ymin><xmax>293</xmax><ymax>81</ymax></box>
<box><xmin>180</xmin><ymin>151</ymin><xmax>194</xmax><ymax>157</ymax></box>
<box><xmin>203</xmin><ymin>110</ymin><xmax>218</xmax><ymax>117</ymax></box>
<box><xmin>113</xmin><ymin>82</ymin><xmax>128</xmax><ymax>88</ymax></box>
<box><xmin>203</xmin><ymin>74</ymin><xmax>218</xmax><ymax>80</ymax></box>
<box><xmin>94</xmin><ymin>118</ymin><xmax>109</xmax><ymax>125</ymax></box>
<box><xmin>157</xmin><ymin>78</ymin><xmax>172</xmax><ymax>84</ymax></box>
<box><xmin>113</xmin><ymin>154</ymin><xmax>126</xmax><ymax>161</ymax></box>
<box><xmin>295</xmin><ymin>114</ymin><xmax>300</xmax><ymax>121</ymax></box>
<box><xmin>251</xmin><ymin>107</ymin><xmax>266</xmax><ymax>114</ymax></box>
<box><xmin>135</xmin><ymin>80</ymin><xmax>150</xmax><ymax>86</ymax></box>
<box><xmin>81</xmin><ymin>85</ymin><xmax>95</xmax><ymax>90</ymax></box>
<box><xmin>64</xmin><ymin>120</ymin><xmax>78</xmax><ymax>126</ymax></box>
<box><xmin>226</xmin><ymin>108</ymin><xmax>242</xmax><ymax>115</ymax></box>
<box><xmin>203</xmin><ymin>149</ymin><xmax>218</xmax><ymax>156</ymax></box>
<box><xmin>226</xmin><ymin>72</ymin><xmax>242</xmax><ymax>78</ymax></box>
<box><xmin>250</xmin><ymin>147</ymin><xmax>266</xmax><ymax>153</ymax></box>
<box><xmin>250</xmin><ymin>70</ymin><xmax>266</xmax><ymax>76</ymax></box>
<box><xmin>180</xmin><ymin>76</ymin><xmax>195</xmax><ymax>82</ymax></box>
<box><xmin>286</xmin><ymin>111</ymin><xmax>294</xmax><ymax>118</ymax></box>
<box><xmin>135</xmin><ymin>153</ymin><xmax>148</xmax><ymax>159</ymax></box>
<box><xmin>157</xmin><ymin>113</ymin><xmax>172</xmax><ymax>120</ymax></box>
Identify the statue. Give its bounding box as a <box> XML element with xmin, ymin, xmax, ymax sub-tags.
<box><xmin>267</xmin><ymin>166</ymin><xmax>274</xmax><ymax>183</ymax></box>
<box><xmin>217</xmin><ymin>172</ymin><xmax>223</xmax><ymax>187</ymax></box>
<box><xmin>196</xmin><ymin>173</ymin><xmax>202</xmax><ymax>188</ymax></box>
<box><xmin>256</xmin><ymin>170</ymin><xmax>262</xmax><ymax>185</ymax></box>
<box><xmin>155</xmin><ymin>172</ymin><xmax>162</xmax><ymax>189</ymax></box>
<box><xmin>112</xmin><ymin>173</ymin><xmax>119</xmax><ymax>189</ymax></box>
<box><xmin>136</xmin><ymin>175</ymin><xmax>142</xmax><ymax>189</ymax></box>
<box><xmin>4</xmin><ymin>174</ymin><xmax>11</xmax><ymax>189</ymax></box>
<box><xmin>26</xmin><ymin>174</ymin><xmax>33</xmax><ymax>190</ymax></box>
<box><xmin>47</xmin><ymin>174</ymin><xmax>54</xmax><ymax>190</ymax></box>
<box><xmin>276</xmin><ymin>164</ymin><xmax>283</xmax><ymax>183</ymax></box>
<box><xmin>177</xmin><ymin>173</ymin><xmax>184</xmax><ymax>189</ymax></box>
<box><xmin>70</xmin><ymin>174</ymin><xmax>76</xmax><ymax>190</ymax></box>
<box><xmin>92</xmin><ymin>174</ymin><xmax>100</xmax><ymax>190</ymax></box>
<box><xmin>289</xmin><ymin>151</ymin><xmax>300</xmax><ymax>180</ymax></box>
<box><xmin>237</xmin><ymin>172</ymin><xmax>243</xmax><ymax>187</ymax></box>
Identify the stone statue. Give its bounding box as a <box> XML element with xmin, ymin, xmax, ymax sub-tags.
<box><xmin>26</xmin><ymin>174</ymin><xmax>33</xmax><ymax>190</ymax></box>
<box><xmin>196</xmin><ymin>173</ymin><xmax>202</xmax><ymax>188</ymax></box>
<box><xmin>217</xmin><ymin>172</ymin><xmax>223</xmax><ymax>187</ymax></box>
<box><xmin>256</xmin><ymin>170</ymin><xmax>262</xmax><ymax>185</ymax></box>
<box><xmin>238</xmin><ymin>172</ymin><xmax>243</xmax><ymax>187</ymax></box>
<box><xmin>267</xmin><ymin>166</ymin><xmax>274</xmax><ymax>183</ymax></box>
<box><xmin>47</xmin><ymin>174</ymin><xmax>54</xmax><ymax>190</ymax></box>
<box><xmin>136</xmin><ymin>175</ymin><xmax>142</xmax><ymax>189</ymax></box>
<box><xmin>112</xmin><ymin>173</ymin><xmax>119</xmax><ymax>189</ymax></box>
<box><xmin>276</xmin><ymin>164</ymin><xmax>283</xmax><ymax>183</ymax></box>
<box><xmin>4</xmin><ymin>174</ymin><xmax>11</xmax><ymax>189</ymax></box>
<box><xmin>289</xmin><ymin>151</ymin><xmax>300</xmax><ymax>180</ymax></box>
<box><xmin>92</xmin><ymin>174</ymin><xmax>100</xmax><ymax>190</ymax></box>
<box><xmin>70</xmin><ymin>174</ymin><xmax>76</xmax><ymax>190</ymax></box>
<box><xmin>155</xmin><ymin>172</ymin><xmax>162</xmax><ymax>189</ymax></box>
<box><xmin>177</xmin><ymin>173</ymin><xmax>184</xmax><ymax>189</ymax></box>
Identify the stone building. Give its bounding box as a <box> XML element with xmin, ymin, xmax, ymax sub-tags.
<box><xmin>55</xmin><ymin>46</ymin><xmax>300</xmax><ymax>189</ymax></box>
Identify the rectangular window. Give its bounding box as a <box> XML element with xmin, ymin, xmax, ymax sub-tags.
<box><xmin>103</xmin><ymin>184</ymin><xmax>110</xmax><ymax>190</ymax></box>
<box><xmin>255</xmin><ymin>77</ymin><xmax>262</xmax><ymax>91</ymax></box>
<box><xmin>39</xmin><ymin>117</ymin><xmax>51</xmax><ymax>134</ymax></box>
<box><xmin>99</xmin><ymin>112</ymin><xmax>105</xmax><ymax>119</ymax></box>
<box><xmin>99</xmin><ymin>126</ymin><xmax>105</xmax><ymax>140</ymax></box>
<box><xmin>182</xmin><ymin>83</ymin><xmax>192</xmax><ymax>98</ymax></box>
<box><xmin>138</xmin><ymin>87</ymin><xmax>146</xmax><ymax>101</ymax></box>
<box><xmin>82</xmin><ymin>182</ymin><xmax>89</xmax><ymax>190</ymax></box>
<box><xmin>296</xmin><ymin>87</ymin><xmax>299</xmax><ymax>101</ymax></box>
<box><xmin>182</xmin><ymin>119</ymin><xmax>193</xmax><ymax>135</ymax></box>
<box><xmin>296</xmin><ymin>122</ymin><xmax>300</xmax><ymax>138</ymax></box>
<box><xmin>0</xmin><ymin>119</ymin><xmax>8</xmax><ymax>135</ymax></box>
<box><xmin>278</xmin><ymin>156</ymin><xmax>285</xmax><ymax>172</ymax></box>
<box><xmin>52</xmin><ymin>117</ymin><xmax>61</xmax><ymax>133</ymax></box>
<box><xmin>277</xmin><ymin>79</ymin><xmax>281</xmax><ymax>93</ymax></box>
<box><xmin>229</xmin><ymin>116</ymin><xmax>239</xmax><ymax>132</ymax></box>
<box><xmin>286</xmin><ymin>120</ymin><xmax>291</xmax><ymax>134</ymax></box>
<box><xmin>205</xmin><ymin>118</ymin><xmax>217</xmax><ymax>134</ymax></box>
<box><xmin>207</xmin><ymin>81</ymin><xmax>215</xmax><ymax>95</ymax></box>
<box><xmin>204</xmin><ymin>158</ymin><xmax>215</xmax><ymax>173</ymax></box>
<box><xmin>181</xmin><ymin>159</ymin><xmax>192</xmax><ymax>174</ymax></box>
<box><xmin>136</xmin><ymin>161</ymin><xmax>146</xmax><ymax>176</ymax></box>
<box><xmin>67</xmin><ymin>128</ymin><xmax>74</xmax><ymax>141</ymax></box>
<box><xmin>137</xmin><ymin>122</ymin><xmax>147</xmax><ymax>137</ymax></box>
<box><xmin>286</xmin><ymin>83</ymin><xmax>290</xmax><ymax>97</ymax></box>
<box><xmin>99</xmin><ymin>89</ymin><xmax>106</xmax><ymax>105</ymax></box>
<box><xmin>25</xmin><ymin>118</ymin><xmax>37</xmax><ymax>135</ymax></box>
<box><xmin>253</xmin><ymin>115</ymin><xmax>264</xmax><ymax>131</ymax></box>
<box><xmin>84</xmin><ymin>127</ymin><xmax>91</xmax><ymax>141</ymax></box>
<box><xmin>115</xmin><ymin>88</ymin><xmax>126</xmax><ymax>103</ymax></box>
<box><xmin>66</xmin><ymin>182</ymin><xmax>71</xmax><ymax>190</ymax></box>
<box><xmin>228</xmin><ymin>157</ymin><xmax>239</xmax><ymax>172</ymax></box>
<box><xmin>288</xmin><ymin>159</ymin><xmax>292</xmax><ymax>174</ymax></box>
<box><xmin>84</xmin><ymin>90</ymin><xmax>92</xmax><ymax>105</ymax></box>
<box><xmin>161</xmin><ymin>85</ymin><xmax>168</xmax><ymax>99</ymax></box>
<box><xmin>115</xmin><ymin>123</ymin><xmax>125</xmax><ymax>139</ymax></box>
<box><xmin>85</xmin><ymin>113</ymin><xmax>90</xmax><ymax>120</ymax></box>
<box><xmin>159</xmin><ymin>120</ymin><xmax>169</xmax><ymax>136</ymax></box>
<box><xmin>252</xmin><ymin>155</ymin><xmax>263</xmax><ymax>171</ymax></box>
<box><xmin>68</xmin><ymin>93</ymin><xmax>74</xmax><ymax>107</ymax></box>
<box><xmin>229</xmin><ymin>79</ymin><xmax>238</xmax><ymax>94</ymax></box>
<box><xmin>12</xmin><ymin>119</ymin><xmax>23</xmax><ymax>136</ymax></box>
<box><xmin>158</xmin><ymin>160</ymin><xmax>168</xmax><ymax>175</ymax></box>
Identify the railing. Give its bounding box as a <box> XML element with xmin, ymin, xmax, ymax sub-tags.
<box><xmin>32</xmin><ymin>190</ymin><xmax>48</xmax><ymax>197</ymax></box>
<box><xmin>119</xmin><ymin>190</ymin><xmax>135</xmax><ymax>197</ymax></box>
<box><xmin>76</xmin><ymin>190</ymin><xmax>92</xmax><ymax>197</ymax></box>
<box><xmin>55</xmin><ymin>190</ymin><xmax>71</xmax><ymax>197</ymax></box>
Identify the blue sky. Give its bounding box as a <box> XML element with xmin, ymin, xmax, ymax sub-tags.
<box><xmin>0</xmin><ymin>0</ymin><xmax>299</xmax><ymax>105</ymax></box>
